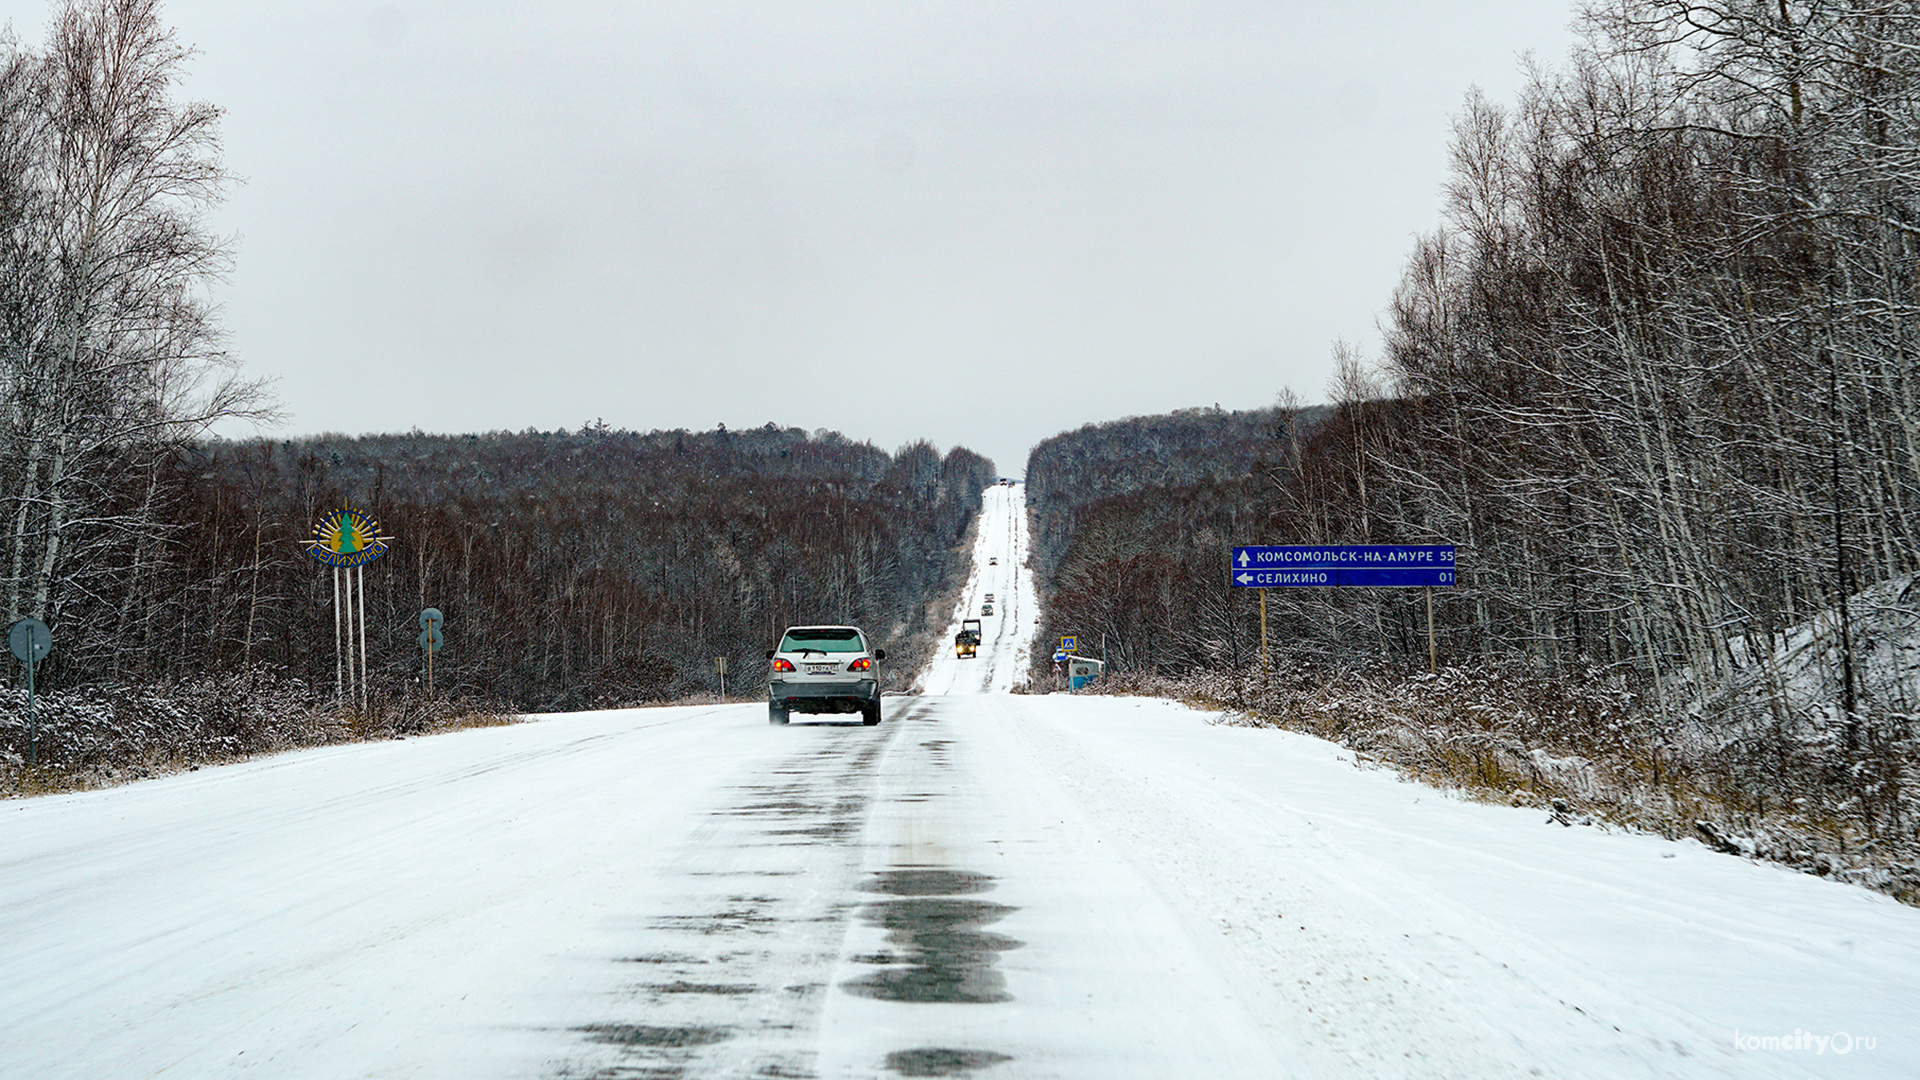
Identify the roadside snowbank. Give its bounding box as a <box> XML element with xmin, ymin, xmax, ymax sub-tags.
<box><xmin>1092</xmin><ymin>657</ymin><xmax>1920</xmax><ymax>903</ymax></box>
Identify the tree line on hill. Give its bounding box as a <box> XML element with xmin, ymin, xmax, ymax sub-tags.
<box><xmin>13</xmin><ymin>417</ymin><xmax>993</xmax><ymax>719</ymax></box>
<box><xmin>1025</xmin><ymin>405</ymin><xmax>1309</xmax><ymax>673</ymax></box>
<box><xmin>144</xmin><ymin>425</ymin><xmax>993</xmax><ymax>711</ymax></box>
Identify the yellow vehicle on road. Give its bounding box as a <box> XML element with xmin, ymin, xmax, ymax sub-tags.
<box><xmin>954</xmin><ymin>619</ymin><xmax>982</xmax><ymax>658</ymax></box>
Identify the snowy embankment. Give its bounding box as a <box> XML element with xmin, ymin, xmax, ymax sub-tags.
<box><xmin>1116</xmin><ymin>567</ymin><xmax>1920</xmax><ymax>901</ymax></box>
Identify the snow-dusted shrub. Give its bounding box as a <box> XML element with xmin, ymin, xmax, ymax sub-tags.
<box><xmin>0</xmin><ymin>672</ymin><xmax>514</xmax><ymax>796</ymax></box>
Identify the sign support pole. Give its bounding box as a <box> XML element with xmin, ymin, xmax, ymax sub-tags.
<box><xmin>351</xmin><ymin>568</ymin><xmax>360</xmax><ymax>706</ymax></box>
<box><xmin>1258</xmin><ymin>587</ymin><xmax>1269</xmax><ymax>675</ymax></box>
<box><xmin>357</xmin><ymin>564</ymin><xmax>369</xmax><ymax>711</ymax></box>
<box><xmin>1426</xmin><ymin>586</ymin><xmax>1436</xmax><ymax>675</ymax></box>
<box><xmin>11</xmin><ymin>618</ymin><xmax>52</xmax><ymax>766</ymax></box>
<box><xmin>25</xmin><ymin>645</ymin><xmax>36</xmax><ymax>766</ymax></box>
<box><xmin>333</xmin><ymin>566</ymin><xmax>343</xmax><ymax>702</ymax></box>
<box><xmin>342</xmin><ymin>565</ymin><xmax>354</xmax><ymax>703</ymax></box>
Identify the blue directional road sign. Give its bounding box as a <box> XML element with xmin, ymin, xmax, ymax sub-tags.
<box><xmin>1230</xmin><ymin>545</ymin><xmax>1455</xmax><ymax>587</ymax></box>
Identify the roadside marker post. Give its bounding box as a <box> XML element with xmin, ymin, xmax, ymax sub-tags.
<box><xmin>418</xmin><ymin>608</ymin><xmax>444</xmax><ymax>699</ymax></box>
<box><xmin>9</xmin><ymin>618</ymin><xmax>52</xmax><ymax>765</ymax></box>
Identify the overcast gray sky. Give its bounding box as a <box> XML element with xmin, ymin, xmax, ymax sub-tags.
<box><xmin>7</xmin><ymin>1</ymin><xmax>1582</xmax><ymax>475</ymax></box>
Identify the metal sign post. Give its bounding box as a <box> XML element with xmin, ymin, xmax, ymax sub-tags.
<box><xmin>419</xmin><ymin>608</ymin><xmax>444</xmax><ymax>699</ymax></box>
<box><xmin>1426</xmin><ymin>586</ymin><xmax>1437</xmax><ymax>674</ymax></box>
<box><xmin>9</xmin><ymin>618</ymin><xmax>52</xmax><ymax>766</ymax></box>
<box><xmin>333</xmin><ymin>568</ymin><xmax>344</xmax><ymax>702</ymax></box>
<box><xmin>357</xmin><ymin>567</ymin><xmax>369</xmax><ymax>710</ymax></box>
<box><xmin>715</xmin><ymin>656</ymin><xmax>728</xmax><ymax>703</ymax></box>
<box><xmin>1259</xmin><ymin>587</ymin><xmax>1269</xmax><ymax>675</ymax></box>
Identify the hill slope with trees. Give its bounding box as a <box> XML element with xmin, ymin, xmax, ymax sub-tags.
<box><xmin>1025</xmin><ymin>0</ymin><xmax>1920</xmax><ymax>899</ymax></box>
<box><xmin>141</xmin><ymin>424</ymin><xmax>995</xmax><ymax>711</ymax></box>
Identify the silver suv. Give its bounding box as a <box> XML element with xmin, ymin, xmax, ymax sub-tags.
<box><xmin>766</xmin><ymin>625</ymin><xmax>887</xmax><ymax>726</ymax></box>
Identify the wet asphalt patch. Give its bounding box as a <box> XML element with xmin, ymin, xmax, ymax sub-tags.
<box><xmin>842</xmin><ymin>894</ymin><xmax>1022</xmax><ymax>1005</ymax></box>
<box><xmin>576</xmin><ymin>1024</ymin><xmax>730</xmax><ymax>1049</ymax></box>
<box><xmin>643</xmin><ymin>981</ymin><xmax>758</xmax><ymax>996</ymax></box>
<box><xmin>883</xmin><ymin>1047</ymin><xmax>1015</xmax><ymax>1077</ymax></box>
<box><xmin>844</xmin><ymin>715</ymin><xmax>1021</xmax><ymax>1006</ymax></box>
<box><xmin>647</xmin><ymin>904</ymin><xmax>778</xmax><ymax>936</ymax></box>
<box><xmin>836</xmin><ymin>704</ymin><xmax>1017</xmax><ymax>1074</ymax></box>
<box><xmin>554</xmin><ymin>702</ymin><xmax>933</xmax><ymax>1079</ymax></box>
<box><xmin>867</xmin><ymin>869</ymin><xmax>995</xmax><ymax>897</ymax></box>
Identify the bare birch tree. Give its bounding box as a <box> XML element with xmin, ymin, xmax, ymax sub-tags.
<box><xmin>0</xmin><ymin>0</ymin><xmax>269</xmax><ymax>671</ymax></box>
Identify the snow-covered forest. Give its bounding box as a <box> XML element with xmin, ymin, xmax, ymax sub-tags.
<box><xmin>1377</xmin><ymin>1</ymin><xmax>1920</xmax><ymax>719</ymax></box>
<box><xmin>1030</xmin><ymin>2</ymin><xmax>1920</xmax><ymax>897</ymax></box>
<box><xmin>161</xmin><ymin>426</ymin><xmax>993</xmax><ymax>709</ymax></box>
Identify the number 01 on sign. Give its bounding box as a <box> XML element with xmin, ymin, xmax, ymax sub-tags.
<box><xmin>1230</xmin><ymin>545</ymin><xmax>1456</xmax><ymax>674</ymax></box>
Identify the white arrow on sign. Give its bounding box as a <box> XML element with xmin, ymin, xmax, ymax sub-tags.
<box><xmin>1237</xmin><ymin>550</ymin><xmax>1251</xmax><ymax>567</ymax></box>
<box><xmin>1236</xmin><ymin>572</ymin><xmax>1255</xmax><ymax>585</ymax></box>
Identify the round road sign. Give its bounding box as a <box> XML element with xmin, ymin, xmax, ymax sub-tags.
<box><xmin>8</xmin><ymin>617</ymin><xmax>51</xmax><ymax>664</ymax></box>
<box><xmin>419</xmin><ymin>607</ymin><xmax>443</xmax><ymax>629</ymax></box>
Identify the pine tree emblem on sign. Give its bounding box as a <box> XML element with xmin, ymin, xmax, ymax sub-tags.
<box><xmin>306</xmin><ymin>503</ymin><xmax>393</xmax><ymax>567</ymax></box>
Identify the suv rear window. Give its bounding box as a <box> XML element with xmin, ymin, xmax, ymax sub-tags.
<box><xmin>779</xmin><ymin>628</ymin><xmax>866</xmax><ymax>653</ymax></box>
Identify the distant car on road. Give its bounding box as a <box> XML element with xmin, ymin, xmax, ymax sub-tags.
<box><xmin>981</xmin><ymin>602</ymin><xmax>994</xmax><ymax>615</ymax></box>
<box><xmin>989</xmin><ymin>557</ymin><xmax>998</xmax><ymax>565</ymax></box>
<box><xmin>766</xmin><ymin>625</ymin><xmax>885</xmax><ymax>726</ymax></box>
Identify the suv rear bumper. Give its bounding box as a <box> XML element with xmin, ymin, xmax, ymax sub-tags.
<box><xmin>769</xmin><ymin>679</ymin><xmax>878</xmax><ymax>713</ymax></box>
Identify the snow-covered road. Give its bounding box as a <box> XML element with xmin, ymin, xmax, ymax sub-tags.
<box><xmin>3</xmin><ymin>485</ymin><xmax>1918</xmax><ymax>1079</ymax></box>
<box><xmin>918</xmin><ymin>482</ymin><xmax>1037</xmax><ymax>695</ymax></box>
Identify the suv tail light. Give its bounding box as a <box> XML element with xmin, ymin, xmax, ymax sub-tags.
<box><xmin>847</xmin><ymin>657</ymin><xmax>873</xmax><ymax>672</ymax></box>
<box><xmin>771</xmin><ymin>658</ymin><xmax>795</xmax><ymax>672</ymax></box>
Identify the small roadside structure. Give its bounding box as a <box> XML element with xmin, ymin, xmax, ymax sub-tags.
<box><xmin>1065</xmin><ymin>655</ymin><xmax>1105</xmax><ymax>690</ymax></box>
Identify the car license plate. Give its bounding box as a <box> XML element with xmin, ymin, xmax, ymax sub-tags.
<box><xmin>807</xmin><ymin>663</ymin><xmax>836</xmax><ymax>674</ymax></box>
